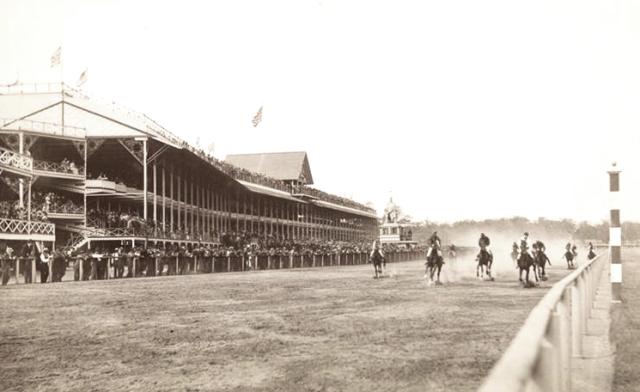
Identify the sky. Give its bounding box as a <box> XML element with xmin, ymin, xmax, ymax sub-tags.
<box><xmin>1</xmin><ymin>0</ymin><xmax>639</xmax><ymax>223</ymax></box>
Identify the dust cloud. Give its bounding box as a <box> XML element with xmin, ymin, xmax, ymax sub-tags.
<box><xmin>432</xmin><ymin>228</ymin><xmax>582</xmax><ymax>283</ymax></box>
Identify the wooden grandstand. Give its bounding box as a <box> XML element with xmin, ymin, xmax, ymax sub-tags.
<box><xmin>0</xmin><ymin>83</ymin><xmax>379</xmax><ymax>251</ymax></box>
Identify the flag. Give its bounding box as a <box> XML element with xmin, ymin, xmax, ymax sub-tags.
<box><xmin>77</xmin><ymin>68</ymin><xmax>88</xmax><ymax>87</ymax></box>
<box><xmin>50</xmin><ymin>46</ymin><xmax>61</xmax><ymax>68</ymax></box>
<box><xmin>252</xmin><ymin>106</ymin><xmax>263</xmax><ymax>127</ymax></box>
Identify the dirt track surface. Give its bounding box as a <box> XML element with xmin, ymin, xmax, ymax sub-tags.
<box><xmin>0</xmin><ymin>255</ymin><xmax>572</xmax><ymax>392</ymax></box>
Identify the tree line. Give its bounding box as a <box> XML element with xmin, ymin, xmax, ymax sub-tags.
<box><xmin>406</xmin><ymin>217</ymin><xmax>640</xmax><ymax>246</ymax></box>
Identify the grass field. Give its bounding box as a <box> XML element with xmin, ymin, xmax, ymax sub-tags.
<box><xmin>611</xmin><ymin>248</ymin><xmax>640</xmax><ymax>392</ymax></box>
<box><xmin>0</xmin><ymin>254</ymin><xmax>572</xmax><ymax>392</ymax></box>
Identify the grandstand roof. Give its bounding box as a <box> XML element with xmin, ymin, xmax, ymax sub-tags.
<box><xmin>225</xmin><ymin>151</ymin><xmax>314</xmax><ymax>185</ymax></box>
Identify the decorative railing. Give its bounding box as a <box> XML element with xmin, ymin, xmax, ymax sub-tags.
<box><xmin>33</xmin><ymin>159</ymin><xmax>85</xmax><ymax>176</ymax></box>
<box><xmin>48</xmin><ymin>204</ymin><xmax>85</xmax><ymax>215</ymax></box>
<box><xmin>83</xmin><ymin>223</ymin><xmax>216</xmax><ymax>243</ymax></box>
<box><xmin>0</xmin><ymin>147</ymin><xmax>33</xmax><ymax>172</ymax></box>
<box><xmin>0</xmin><ymin>117</ymin><xmax>86</xmax><ymax>139</ymax></box>
<box><xmin>0</xmin><ymin>218</ymin><xmax>55</xmax><ymax>236</ymax></box>
<box><xmin>478</xmin><ymin>253</ymin><xmax>607</xmax><ymax>392</ymax></box>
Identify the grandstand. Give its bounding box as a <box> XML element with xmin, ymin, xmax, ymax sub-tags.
<box><xmin>0</xmin><ymin>83</ymin><xmax>378</xmax><ymax>250</ymax></box>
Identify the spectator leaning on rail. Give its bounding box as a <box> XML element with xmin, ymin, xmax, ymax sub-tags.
<box><xmin>39</xmin><ymin>247</ymin><xmax>52</xmax><ymax>283</ymax></box>
<box><xmin>20</xmin><ymin>239</ymin><xmax>36</xmax><ymax>283</ymax></box>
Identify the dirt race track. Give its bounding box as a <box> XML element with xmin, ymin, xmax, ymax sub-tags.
<box><xmin>0</xmin><ymin>254</ymin><xmax>573</xmax><ymax>392</ymax></box>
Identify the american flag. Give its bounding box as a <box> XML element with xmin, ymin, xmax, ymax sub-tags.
<box><xmin>252</xmin><ymin>106</ymin><xmax>263</xmax><ymax>127</ymax></box>
<box><xmin>77</xmin><ymin>68</ymin><xmax>88</xmax><ymax>87</ymax></box>
<box><xmin>50</xmin><ymin>46</ymin><xmax>61</xmax><ymax>68</ymax></box>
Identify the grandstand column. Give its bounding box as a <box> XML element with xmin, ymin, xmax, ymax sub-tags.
<box><xmin>18</xmin><ymin>132</ymin><xmax>24</xmax><ymax>207</ymax></box>
<box><xmin>177</xmin><ymin>170</ymin><xmax>181</xmax><ymax>232</ymax></box>
<box><xmin>27</xmin><ymin>179</ymin><xmax>32</xmax><ymax>221</ymax></box>
<box><xmin>170</xmin><ymin>167</ymin><xmax>174</xmax><ymax>232</ymax></box>
<box><xmin>162</xmin><ymin>165</ymin><xmax>166</xmax><ymax>231</ymax></box>
<box><xmin>153</xmin><ymin>162</ymin><xmax>157</xmax><ymax>225</ymax></box>
<box><xmin>269</xmin><ymin>199</ymin><xmax>273</xmax><ymax>236</ymax></box>
<box><xmin>190</xmin><ymin>177</ymin><xmax>194</xmax><ymax>235</ymax></box>
<box><xmin>609</xmin><ymin>163</ymin><xmax>622</xmax><ymax>302</ymax></box>
<box><xmin>142</xmin><ymin>138</ymin><xmax>148</xmax><ymax>220</ymax></box>
<box><xmin>83</xmin><ymin>140</ymin><xmax>88</xmax><ymax>227</ymax></box>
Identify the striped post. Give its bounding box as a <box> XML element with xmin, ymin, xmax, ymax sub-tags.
<box><xmin>608</xmin><ymin>163</ymin><xmax>622</xmax><ymax>302</ymax></box>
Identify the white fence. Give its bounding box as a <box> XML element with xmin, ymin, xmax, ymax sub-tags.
<box><xmin>478</xmin><ymin>253</ymin><xmax>607</xmax><ymax>392</ymax></box>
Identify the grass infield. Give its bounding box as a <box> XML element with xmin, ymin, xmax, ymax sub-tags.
<box><xmin>611</xmin><ymin>248</ymin><xmax>640</xmax><ymax>392</ymax></box>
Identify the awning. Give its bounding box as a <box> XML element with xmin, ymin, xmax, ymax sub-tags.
<box><xmin>238</xmin><ymin>180</ymin><xmax>305</xmax><ymax>203</ymax></box>
<box><xmin>311</xmin><ymin>199</ymin><xmax>378</xmax><ymax>219</ymax></box>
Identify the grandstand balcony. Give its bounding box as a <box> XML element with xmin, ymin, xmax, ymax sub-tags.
<box><xmin>33</xmin><ymin>159</ymin><xmax>85</xmax><ymax>180</ymax></box>
<box><xmin>0</xmin><ymin>147</ymin><xmax>33</xmax><ymax>178</ymax></box>
<box><xmin>0</xmin><ymin>217</ymin><xmax>55</xmax><ymax>242</ymax></box>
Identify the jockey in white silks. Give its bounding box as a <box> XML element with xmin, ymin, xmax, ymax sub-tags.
<box><xmin>519</xmin><ymin>232</ymin><xmax>533</xmax><ymax>259</ymax></box>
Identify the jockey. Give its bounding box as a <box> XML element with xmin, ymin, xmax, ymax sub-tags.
<box><xmin>370</xmin><ymin>240</ymin><xmax>385</xmax><ymax>259</ymax></box>
<box><xmin>520</xmin><ymin>232</ymin><xmax>532</xmax><ymax>258</ymax></box>
<box><xmin>426</xmin><ymin>231</ymin><xmax>442</xmax><ymax>258</ymax></box>
<box><xmin>478</xmin><ymin>233</ymin><xmax>491</xmax><ymax>257</ymax></box>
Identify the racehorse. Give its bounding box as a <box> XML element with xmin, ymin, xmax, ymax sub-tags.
<box><xmin>476</xmin><ymin>249</ymin><xmax>494</xmax><ymax>281</ymax></box>
<box><xmin>564</xmin><ymin>249</ymin><xmax>576</xmax><ymax>269</ymax></box>
<box><xmin>517</xmin><ymin>251</ymin><xmax>538</xmax><ymax>287</ymax></box>
<box><xmin>533</xmin><ymin>249</ymin><xmax>551</xmax><ymax>281</ymax></box>
<box><xmin>370</xmin><ymin>248</ymin><xmax>385</xmax><ymax>279</ymax></box>
<box><xmin>425</xmin><ymin>248</ymin><xmax>444</xmax><ymax>285</ymax></box>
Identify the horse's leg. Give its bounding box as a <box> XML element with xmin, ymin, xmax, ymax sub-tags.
<box><xmin>437</xmin><ymin>264</ymin><xmax>442</xmax><ymax>283</ymax></box>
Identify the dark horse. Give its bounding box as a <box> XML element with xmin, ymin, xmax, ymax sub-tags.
<box><xmin>476</xmin><ymin>249</ymin><xmax>494</xmax><ymax>281</ymax></box>
<box><xmin>533</xmin><ymin>250</ymin><xmax>551</xmax><ymax>281</ymax></box>
<box><xmin>371</xmin><ymin>248</ymin><xmax>385</xmax><ymax>279</ymax></box>
<box><xmin>518</xmin><ymin>252</ymin><xmax>538</xmax><ymax>287</ymax></box>
<box><xmin>425</xmin><ymin>248</ymin><xmax>444</xmax><ymax>285</ymax></box>
<box><xmin>564</xmin><ymin>250</ymin><xmax>576</xmax><ymax>269</ymax></box>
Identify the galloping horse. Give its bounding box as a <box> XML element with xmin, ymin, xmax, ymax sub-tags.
<box><xmin>370</xmin><ymin>248</ymin><xmax>385</xmax><ymax>279</ymax></box>
<box><xmin>425</xmin><ymin>246</ymin><xmax>444</xmax><ymax>285</ymax></box>
<box><xmin>533</xmin><ymin>249</ymin><xmax>551</xmax><ymax>281</ymax></box>
<box><xmin>564</xmin><ymin>249</ymin><xmax>576</xmax><ymax>269</ymax></box>
<box><xmin>476</xmin><ymin>249</ymin><xmax>493</xmax><ymax>281</ymax></box>
<box><xmin>517</xmin><ymin>251</ymin><xmax>537</xmax><ymax>287</ymax></box>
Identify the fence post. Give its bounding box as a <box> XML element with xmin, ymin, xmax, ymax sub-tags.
<box><xmin>241</xmin><ymin>255</ymin><xmax>245</xmax><ymax>271</ymax></box>
<box><xmin>321</xmin><ymin>253</ymin><xmax>324</xmax><ymax>267</ymax></box>
<box><xmin>289</xmin><ymin>254</ymin><xmax>293</xmax><ymax>269</ymax></box>
<box><xmin>15</xmin><ymin>258</ymin><xmax>20</xmax><ymax>285</ymax></box>
<box><xmin>557</xmin><ymin>292</ymin><xmax>572</xmax><ymax>392</ymax></box>
<box><xmin>571</xmin><ymin>280</ymin><xmax>583</xmax><ymax>357</ymax></box>
<box><xmin>267</xmin><ymin>255</ymin><xmax>272</xmax><ymax>270</ymax></box>
<box><xmin>31</xmin><ymin>257</ymin><xmax>35</xmax><ymax>284</ymax></box>
<box><xmin>227</xmin><ymin>256</ymin><xmax>231</xmax><ymax>272</ymax></box>
<box><xmin>532</xmin><ymin>338</ymin><xmax>560</xmax><ymax>392</ymax></box>
<box><xmin>133</xmin><ymin>257</ymin><xmax>136</xmax><ymax>278</ymax></box>
<box><xmin>79</xmin><ymin>257</ymin><xmax>84</xmax><ymax>281</ymax></box>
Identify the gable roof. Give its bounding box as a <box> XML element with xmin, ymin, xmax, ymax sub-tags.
<box><xmin>225</xmin><ymin>151</ymin><xmax>314</xmax><ymax>185</ymax></box>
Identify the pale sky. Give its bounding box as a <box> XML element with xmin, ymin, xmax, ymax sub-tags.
<box><xmin>2</xmin><ymin>0</ymin><xmax>639</xmax><ymax>223</ymax></box>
